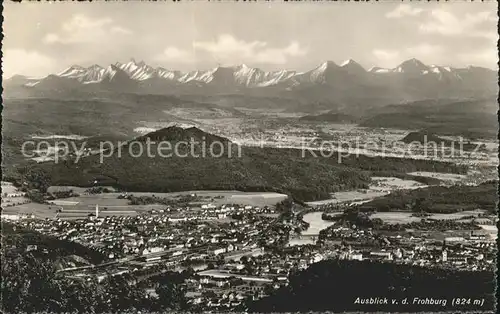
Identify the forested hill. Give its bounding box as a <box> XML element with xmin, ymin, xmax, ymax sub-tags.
<box><xmin>249</xmin><ymin>259</ymin><xmax>495</xmax><ymax>312</ymax></box>
<box><xmin>136</xmin><ymin>126</ymin><xmax>232</xmax><ymax>145</ymax></box>
<box><xmin>1</xmin><ymin>222</ymin><xmax>106</xmax><ymax>265</ymax></box>
<box><xmin>360</xmin><ymin>98</ymin><xmax>498</xmax><ymax>139</ymax></box>
<box><xmin>401</xmin><ymin>131</ymin><xmax>486</xmax><ymax>152</ymax></box>
<box><xmin>19</xmin><ymin>126</ymin><xmax>467</xmax><ymax>202</ymax></box>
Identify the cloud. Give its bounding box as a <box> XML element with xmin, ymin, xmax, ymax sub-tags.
<box><xmin>373</xmin><ymin>49</ymin><xmax>400</xmax><ymax>61</ymax></box>
<box><xmin>252</xmin><ymin>42</ymin><xmax>308</xmax><ymax>64</ymax></box>
<box><xmin>193</xmin><ymin>34</ymin><xmax>267</xmax><ymax>57</ymax></box>
<box><xmin>386</xmin><ymin>4</ymin><xmax>424</xmax><ymax>19</ymax></box>
<box><xmin>155</xmin><ymin>36</ymin><xmax>308</xmax><ymax>65</ymax></box>
<box><xmin>110</xmin><ymin>26</ymin><xmax>133</xmax><ymax>35</ymax></box>
<box><xmin>192</xmin><ymin>34</ymin><xmax>308</xmax><ymax>65</ymax></box>
<box><xmin>43</xmin><ymin>14</ymin><xmax>132</xmax><ymax>44</ymax></box>
<box><xmin>405</xmin><ymin>43</ymin><xmax>443</xmax><ymax>56</ymax></box>
<box><xmin>3</xmin><ymin>49</ymin><xmax>56</xmax><ymax>79</ymax></box>
<box><xmin>457</xmin><ymin>47</ymin><xmax>498</xmax><ymax>69</ymax></box>
<box><xmin>155</xmin><ymin>47</ymin><xmax>196</xmax><ymax>63</ymax></box>
<box><xmin>419</xmin><ymin>10</ymin><xmax>497</xmax><ymax>39</ymax></box>
<box><xmin>373</xmin><ymin>44</ymin><xmax>444</xmax><ymax>67</ymax></box>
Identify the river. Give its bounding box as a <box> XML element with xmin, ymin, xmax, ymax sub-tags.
<box><xmin>288</xmin><ymin>212</ymin><xmax>337</xmax><ymax>247</ymax></box>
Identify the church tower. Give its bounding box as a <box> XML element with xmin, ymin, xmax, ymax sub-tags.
<box><xmin>442</xmin><ymin>249</ymin><xmax>447</xmax><ymax>262</ymax></box>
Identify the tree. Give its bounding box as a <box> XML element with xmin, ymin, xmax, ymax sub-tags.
<box><xmin>414</xmin><ymin>197</ymin><xmax>431</xmax><ymax>213</ymax></box>
<box><xmin>156</xmin><ymin>281</ymin><xmax>187</xmax><ymax>311</ymax></box>
<box><xmin>1</xmin><ymin>252</ymin><xmax>66</xmax><ymax>313</ymax></box>
<box><xmin>22</xmin><ymin>167</ymin><xmax>51</xmax><ymax>193</ymax></box>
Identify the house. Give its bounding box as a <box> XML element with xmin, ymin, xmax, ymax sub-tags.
<box><xmin>26</xmin><ymin>244</ymin><xmax>38</xmax><ymax>252</ymax></box>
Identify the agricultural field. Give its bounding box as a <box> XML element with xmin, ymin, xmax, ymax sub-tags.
<box><xmin>47</xmin><ymin>186</ymin><xmax>117</xmax><ymax>194</ymax></box>
<box><xmin>1</xmin><ymin>181</ymin><xmax>31</xmax><ymax>213</ymax></box>
<box><xmin>3</xmin><ymin>186</ymin><xmax>288</xmax><ymax>221</ymax></box>
<box><xmin>371</xmin><ymin>209</ymin><xmax>489</xmax><ymax>225</ymax></box>
<box><xmin>1</xmin><ymin>181</ymin><xmax>18</xmax><ymax>194</ymax></box>
<box><xmin>478</xmin><ymin>224</ymin><xmax>498</xmax><ymax>240</ymax></box>
<box><xmin>370</xmin><ymin>177</ymin><xmax>426</xmax><ymax>191</ymax></box>
<box><xmin>429</xmin><ymin>209</ymin><xmax>486</xmax><ymax>220</ymax></box>
<box><xmin>407</xmin><ymin>171</ymin><xmax>467</xmax><ymax>182</ymax></box>
<box><xmin>307</xmin><ymin>177</ymin><xmax>427</xmax><ymax>207</ymax></box>
<box><xmin>370</xmin><ymin>212</ymin><xmax>424</xmax><ymax>225</ymax></box>
<box><xmin>2</xmin><ymin>202</ymin><xmax>57</xmax><ymax>220</ymax></box>
<box><xmin>377</xmin><ymin>229</ymin><xmax>474</xmax><ymax>241</ymax></box>
<box><xmin>123</xmin><ymin>190</ymin><xmax>287</xmax><ymax>207</ymax></box>
<box><xmin>306</xmin><ymin>190</ymin><xmax>389</xmax><ymax>206</ymax></box>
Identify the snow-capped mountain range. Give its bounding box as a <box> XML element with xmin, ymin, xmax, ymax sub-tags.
<box><xmin>5</xmin><ymin>58</ymin><xmax>497</xmax><ymax>100</ymax></box>
<box><xmin>45</xmin><ymin>59</ymin><xmax>300</xmax><ymax>87</ymax></box>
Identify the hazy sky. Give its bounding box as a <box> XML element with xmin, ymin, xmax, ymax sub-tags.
<box><xmin>3</xmin><ymin>1</ymin><xmax>498</xmax><ymax>78</ymax></box>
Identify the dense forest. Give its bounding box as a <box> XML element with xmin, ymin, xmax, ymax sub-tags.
<box><xmin>320</xmin><ymin>209</ymin><xmax>482</xmax><ymax>233</ymax></box>
<box><xmin>1</xmin><ymin>223</ymin><xmax>188</xmax><ymax>314</ymax></box>
<box><xmin>1</xmin><ymin>222</ymin><xmax>106</xmax><ymax>265</ymax></box>
<box><xmin>250</xmin><ymin>259</ymin><xmax>495</xmax><ymax>312</ymax></box>
<box><xmin>357</xmin><ymin>181</ymin><xmax>498</xmax><ymax>213</ymax></box>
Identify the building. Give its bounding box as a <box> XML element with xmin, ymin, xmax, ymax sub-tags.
<box><xmin>444</xmin><ymin>237</ymin><xmax>465</xmax><ymax>243</ymax></box>
<box><xmin>447</xmin><ymin>256</ymin><xmax>468</xmax><ymax>265</ymax></box>
<box><xmin>349</xmin><ymin>253</ymin><xmax>363</xmax><ymax>261</ymax></box>
<box><xmin>1</xmin><ymin>214</ymin><xmax>20</xmax><ymax>221</ymax></box>
<box><xmin>369</xmin><ymin>251</ymin><xmax>393</xmax><ymax>261</ymax></box>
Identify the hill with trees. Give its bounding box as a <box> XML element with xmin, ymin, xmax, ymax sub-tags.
<box><xmin>249</xmin><ymin>259</ymin><xmax>495</xmax><ymax>312</ymax></box>
<box><xmin>357</xmin><ymin>180</ymin><xmax>498</xmax><ymax>213</ymax></box>
<box><xmin>1</xmin><ymin>223</ymin><xmax>188</xmax><ymax>314</ymax></box>
<box><xmin>401</xmin><ymin>131</ymin><xmax>486</xmax><ymax>152</ymax></box>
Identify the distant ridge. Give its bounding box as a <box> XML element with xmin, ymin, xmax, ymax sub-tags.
<box><xmin>299</xmin><ymin>112</ymin><xmax>358</xmax><ymax>123</ymax></box>
<box><xmin>10</xmin><ymin>57</ymin><xmax>496</xmax><ymax>82</ymax></box>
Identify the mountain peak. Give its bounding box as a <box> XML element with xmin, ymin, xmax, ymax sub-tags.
<box><xmin>340</xmin><ymin>59</ymin><xmax>366</xmax><ymax>73</ymax></box>
<box><xmin>394</xmin><ymin>58</ymin><xmax>429</xmax><ymax>74</ymax></box>
<box><xmin>237</xmin><ymin>63</ymin><xmax>250</xmax><ymax>69</ymax></box>
<box><xmin>88</xmin><ymin>64</ymin><xmax>104</xmax><ymax>70</ymax></box>
<box><xmin>399</xmin><ymin>58</ymin><xmax>427</xmax><ymax>68</ymax></box>
<box><xmin>58</xmin><ymin>65</ymin><xmax>87</xmax><ymax>77</ymax></box>
<box><xmin>304</xmin><ymin>61</ymin><xmax>342</xmax><ymax>84</ymax></box>
<box><xmin>319</xmin><ymin>60</ymin><xmax>339</xmax><ymax>69</ymax></box>
<box><xmin>69</xmin><ymin>64</ymin><xmax>85</xmax><ymax>70</ymax></box>
<box><xmin>340</xmin><ymin>59</ymin><xmax>356</xmax><ymax>67</ymax></box>
<box><xmin>129</xmin><ymin>58</ymin><xmax>139</xmax><ymax>64</ymax></box>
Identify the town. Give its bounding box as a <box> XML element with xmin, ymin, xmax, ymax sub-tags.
<box><xmin>4</xmin><ymin>187</ymin><xmax>496</xmax><ymax>311</ymax></box>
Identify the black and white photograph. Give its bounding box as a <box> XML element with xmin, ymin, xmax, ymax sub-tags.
<box><xmin>1</xmin><ymin>1</ymin><xmax>498</xmax><ymax>313</ymax></box>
